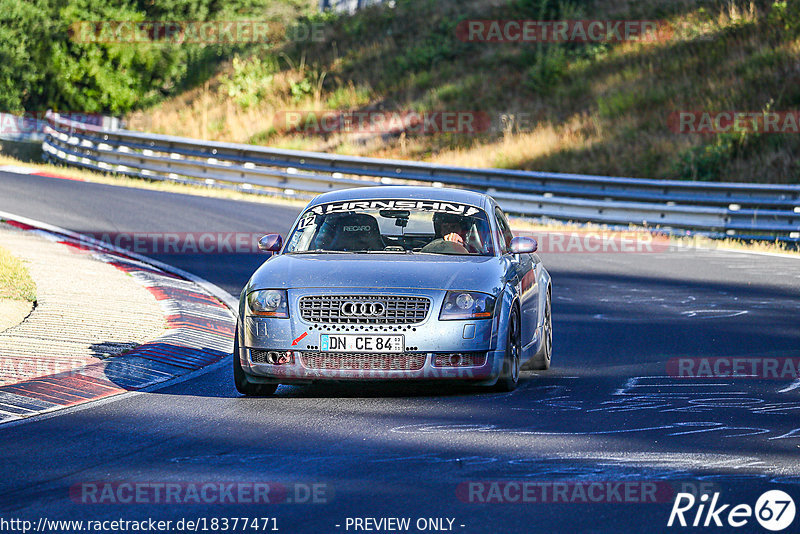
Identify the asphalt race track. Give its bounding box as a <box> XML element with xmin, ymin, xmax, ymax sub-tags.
<box><xmin>1</xmin><ymin>171</ymin><xmax>799</xmax><ymax>533</ymax></box>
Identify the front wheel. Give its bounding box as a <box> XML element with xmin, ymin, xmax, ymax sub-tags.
<box><xmin>531</xmin><ymin>291</ymin><xmax>552</xmax><ymax>371</ymax></box>
<box><xmin>495</xmin><ymin>306</ymin><xmax>521</xmax><ymax>391</ymax></box>
<box><xmin>233</xmin><ymin>324</ymin><xmax>278</xmax><ymax>396</ymax></box>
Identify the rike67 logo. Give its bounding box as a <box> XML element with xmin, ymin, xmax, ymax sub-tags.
<box><xmin>668</xmin><ymin>490</ymin><xmax>796</xmax><ymax>531</ymax></box>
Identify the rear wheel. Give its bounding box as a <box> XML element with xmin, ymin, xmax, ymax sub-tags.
<box><xmin>233</xmin><ymin>324</ymin><xmax>278</xmax><ymax>397</ymax></box>
<box><xmin>495</xmin><ymin>306</ymin><xmax>521</xmax><ymax>391</ymax></box>
<box><xmin>531</xmin><ymin>291</ymin><xmax>552</xmax><ymax>371</ymax></box>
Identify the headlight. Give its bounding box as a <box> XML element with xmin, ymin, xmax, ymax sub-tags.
<box><xmin>247</xmin><ymin>289</ymin><xmax>289</xmax><ymax>318</ymax></box>
<box><xmin>439</xmin><ymin>291</ymin><xmax>495</xmax><ymax>320</ymax></box>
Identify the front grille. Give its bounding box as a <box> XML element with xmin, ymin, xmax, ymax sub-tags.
<box><xmin>299</xmin><ymin>295</ymin><xmax>430</xmax><ymax>324</ymax></box>
<box><xmin>300</xmin><ymin>352</ymin><xmax>426</xmax><ymax>371</ymax></box>
<box><xmin>250</xmin><ymin>349</ymin><xmax>269</xmax><ymax>363</ymax></box>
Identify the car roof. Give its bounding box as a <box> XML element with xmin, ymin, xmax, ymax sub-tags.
<box><xmin>308</xmin><ymin>186</ymin><xmax>492</xmax><ymax>210</ymax></box>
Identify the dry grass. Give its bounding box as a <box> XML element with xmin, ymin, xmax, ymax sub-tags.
<box><xmin>674</xmin><ymin>233</ymin><xmax>799</xmax><ymax>256</ymax></box>
<box><xmin>126</xmin><ymin>0</ymin><xmax>800</xmax><ymax>183</ymax></box>
<box><xmin>0</xmin><ymin>246</ymin><xmax>35</xmax><ymax>302</ymax></box>
<box><xmin>427</xmin><ymin>115</ymin><xmax>599</xmax><ymax>169</ymax></box>
<box><xmin>126</xmin><ymin>55</ymin><xmax>333</xmax><ymax>145</ymax></box>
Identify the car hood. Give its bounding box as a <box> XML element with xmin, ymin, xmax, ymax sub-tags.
<box><xmin>246</xmin><ymin>253</ymin><xmax>507</xmax><ymax>293</ymax></box>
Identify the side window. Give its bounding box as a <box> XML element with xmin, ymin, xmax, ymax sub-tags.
<box><xmin>494</xmin><ymin>207</ymin><xmax>513</xmax><ymax>254</ymax></box>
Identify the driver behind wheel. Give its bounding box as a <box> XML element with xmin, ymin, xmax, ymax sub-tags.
<box><xmin>432</xmin><ymin>212</ymin><xmax>479</xmax><ymax>253</ymax></box>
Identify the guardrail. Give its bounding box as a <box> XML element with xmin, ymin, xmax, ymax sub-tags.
<box><xmin>42</xmin><ymin>110</ymin><xmax>800</xmax><ymax>241</ymax></box>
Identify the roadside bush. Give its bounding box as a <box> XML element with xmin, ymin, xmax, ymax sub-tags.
<box><xmin>769</xmin><ymin>0</ymin><xmax>800</xmax><ymax>34</ymax></box>
<box><xmin>222</xmin><ymin>55</ymin><xmax>278</xmax><ymax>109</ymax></box>
<box><xmin>0</xmin><ymin>0</ymin><xmax>272</xmax><ymax>114</ymax></box>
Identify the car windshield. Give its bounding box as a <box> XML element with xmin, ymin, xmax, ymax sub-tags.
<box><xmin>284</xmin><ymin>199</ymin><xmax>496</xmax><ymax>256</ymax></box>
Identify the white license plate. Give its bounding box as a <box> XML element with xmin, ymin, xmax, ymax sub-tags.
<box><xmin>319</xmin><ymin>334</ymin><xmax>404</xmax><ymax>353</ymax></box>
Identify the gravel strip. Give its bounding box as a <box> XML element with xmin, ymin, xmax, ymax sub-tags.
<box><xmin>0</xmin><ymin>224</ymin><xmax>165</xmax><ymax>385</ymax></box>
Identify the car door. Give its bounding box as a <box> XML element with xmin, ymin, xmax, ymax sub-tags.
<box><xmin>494</xmin><ymin>207</ymin><xmax>538</xmax><ymax>352</ymax></box>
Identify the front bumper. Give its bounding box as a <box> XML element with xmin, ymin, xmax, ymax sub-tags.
<box><xmin>239</xmin><ymin>288</ymin><xmax>503</xmax><ymax>383</ymax></box>
<box><xmin>242</xmin><ymin>349</ymin><xmax>504</xmax><ymax>383</ymax></box>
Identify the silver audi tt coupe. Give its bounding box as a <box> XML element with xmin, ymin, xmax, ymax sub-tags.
<box><xmin>233</xmin><ymin>186</ymin><xmax>552</xmax><ymax>395</ymax></box>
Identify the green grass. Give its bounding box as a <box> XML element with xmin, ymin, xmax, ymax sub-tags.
<box><xmin>0</xmin><ymin>246</ymin><xmax>36</xmax><ymax>302</ymax></box>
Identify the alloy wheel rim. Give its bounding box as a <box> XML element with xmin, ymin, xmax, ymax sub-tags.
<box><xmin>511</xmin><ymin>312</ymin><xmax>520</xmax><ymax>382</ymax></box>
<box><xmin>544</xmin><ymin>298</ymin><xmax>552</xmax><ymax>361</ymax></box>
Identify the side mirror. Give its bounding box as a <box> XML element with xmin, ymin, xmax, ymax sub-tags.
<box><xmin>258</xmin><ymin>234</ymin><xmax>283</xmax><ymax>252</ymax></box>
<box><xmin>510</xmin><ymin>236</ymin><xmax>537</xmax><ymax>254</ymax></box>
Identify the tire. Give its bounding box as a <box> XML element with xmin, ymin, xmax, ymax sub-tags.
<box><xmin>233</xmin><ymin>323</ymin><xmax>278</xmax><ymax>397</ymax></box>
<box><xmin>531</xmin><ymin>290</ymin><xmax>552</xmax><ymax>371</ymax></box>
<box><xmin>495</xmin><ymin>306</ymin><xmax>521</xmax><ymax>391</ymax></box>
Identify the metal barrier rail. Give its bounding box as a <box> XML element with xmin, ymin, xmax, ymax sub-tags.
<box><xmin>43</xmin><ymin>111</ymin><xmax>800</xmax><ymax>240</ymax></box>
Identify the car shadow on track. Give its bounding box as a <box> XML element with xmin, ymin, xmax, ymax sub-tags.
<box><xmin>268</xmin><ymin>377</ymin><xmax>538</xmax><ymax>399</ymax></box>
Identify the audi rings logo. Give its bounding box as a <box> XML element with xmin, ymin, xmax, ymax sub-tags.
<box><xmin>341</xmin><ymin>301</ymin><xmax>386</xmax><ymax>317</ymax></box>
